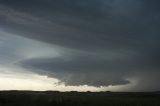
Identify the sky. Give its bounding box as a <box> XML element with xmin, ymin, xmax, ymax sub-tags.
<box><xmin>0</xmin><ymin>0</ymin><xmax>160</xmax><ymax>92</ymax></box>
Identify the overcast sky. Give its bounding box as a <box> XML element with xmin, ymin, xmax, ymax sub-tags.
<box><xmin>0</xmin><ymin>0</ymin><xmax>160</xmax><ymax>91</ymax></box>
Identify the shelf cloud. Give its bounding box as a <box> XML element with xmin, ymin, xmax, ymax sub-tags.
<box><xmin>0</xmin><ymin>0</ymin><xmax>160</xmax><ymax>91</ymax></box>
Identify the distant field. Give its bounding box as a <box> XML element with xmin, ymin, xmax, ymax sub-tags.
<box><xmin>0</xmin><ymin>91</ymin><xmax>160</xmax><ymax>106</ymax></box>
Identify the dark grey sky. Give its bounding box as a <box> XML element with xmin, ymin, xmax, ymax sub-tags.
<box><xmin>0</xmin><ymin>0</ymin><xmax>160</xmax><ymax>91</ymax></box>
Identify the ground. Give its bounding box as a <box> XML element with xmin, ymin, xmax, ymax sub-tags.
<box><xmin>0</xmin><ymin>91</ymin><xmax>160</xmax><ymax>106</ymax></box>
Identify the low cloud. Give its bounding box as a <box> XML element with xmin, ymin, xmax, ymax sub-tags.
<box><xmin>0</xmin><ymin>0</ymin><xmax>160</xmax><ymax>91</ymax></box>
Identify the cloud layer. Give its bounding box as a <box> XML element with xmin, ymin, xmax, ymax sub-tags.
<box><xmin>0</xmin><ymin>0</ymin><xmax>160</xmax><ymax>91</ymax></box>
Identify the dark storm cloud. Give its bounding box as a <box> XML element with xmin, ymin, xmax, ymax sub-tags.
<box><xmin>0</xmin><ymin>0</ymin><xmax>160</xmax><ymax>51</ymax></box>
<box><xmin>20</xmin><ymin>55</ymin><xmax>131</xmax><ymax>86</ymax></box>
<box><xmin>0</xmin><ymin>0</ymin><xmax>160</xmax><ymax>90</ymax></box>
<box><xmin>19</xmin><ymin>47</ymin><xmax>160</xmax><ymax>87</ymax></box>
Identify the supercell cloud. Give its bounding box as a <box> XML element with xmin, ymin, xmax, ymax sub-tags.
<box><xmin>0</xmin><ymin>0</ymin><xmax>160</xmax><ymax>91</ymax></box>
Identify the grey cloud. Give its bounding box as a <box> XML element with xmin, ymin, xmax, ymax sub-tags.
<box><xmin>0</xmin><ymin>0</ymin><xmax>160</xmax><ymax>90</ymax></box>
<box><xmin>19</xmin><ymin>56</ymin><xmax>131</xmax><ymax>86</ymax></box>
<box><xmin>0</xmin><ymin>0</ymin><xmax>159</xmax><ymax>52</ymax></box>
<box><xmin>0</xmin><ymin>32</ymin><xmax>25</xmax><ymax>64</ymax></box>
<box><xmin>19</xmin><ymin>49</ymin><xmax>159</xmax><ymax>87</ymax></box>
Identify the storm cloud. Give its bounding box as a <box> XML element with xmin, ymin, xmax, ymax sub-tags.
<box><xmin>0</xmin><ymin>0</ymin><xmax>160</xmax><ymax>91</ymax></box>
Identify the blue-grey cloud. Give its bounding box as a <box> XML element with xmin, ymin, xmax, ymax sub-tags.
<box><xmin>0</xmin><ymin>0</ymin><xmax>160</xmax><ymax>91</ymax></box>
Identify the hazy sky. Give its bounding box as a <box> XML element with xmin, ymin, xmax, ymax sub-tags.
<box><xmin>0</xmin><ymin>0</ymin><xmax>160</xmax><ymax>91</ymax></box>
